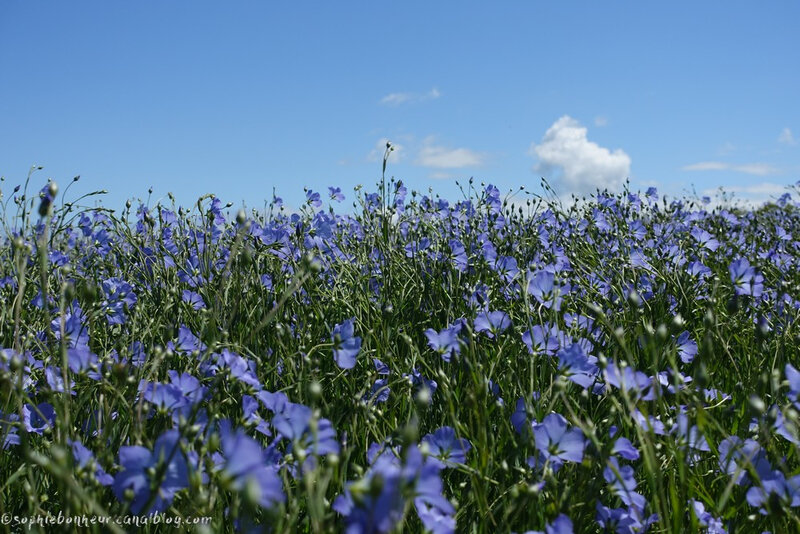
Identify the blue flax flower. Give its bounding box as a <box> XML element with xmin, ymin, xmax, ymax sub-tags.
<box><xmin>522</xmin><ymin>323</ymin><xmax>563</xmax><ymax>356</ymax></box>
<box><xmin>365</xmin><ymin>378</ymin><xmax>390</xmax><ymax>405</ymax></box>
<box><xmin>786</xmin><ymin>363</ymin><xmax>800</xmax><ymax>407</ymax></box>
<box><xmin>556</xmin><ymin>343</ymin><xmax>599</xmax><ymax>390</ymax></box>
<box><xmin>333</xmin><ymin>443</ymin><xmax>455</xmax><ymax>534</ymax></box>
<box><xmin>23</xmin><ymin>403</ymin><xmax>56</xmax><ymax>435</ymax></box>
<box><xmin>101</xmin><ymin>277</ymin><xmax>137</xmax><ymax>325</ymax></box>
<box><xmin>332</xmin><ymin>318</ymin><xmax>362</xmax><ymax>369</ymax></box>
<box><xmin>0</xmin><ymin>411</ymin><xmax>21</xmax><ymax>449</ymax></box>
<box><xmin>328</xmin><ymin>186</ymin><xmax>345</xmax><ymax>202</ymax></box>
<box><xmin>525</xmin><ymin>514</ymin><xmax>573</xmax><ymax>534</ymax></box>
<box><xmin>112</xmin><ymin>430</ymin><xmax>189</xmax><ymax>514</ymax></box>
<box><xmin>181</xmin><ymin>290</ymin><xmax>206</xmax><ymax>310</ymax></box>
<box><xmin>527</xmin><ymin>270</ymin><xmax>564</xmax><ymax>310</ymax></box>
<box><xmin>474</xmin><ymin>310</ymin><xmax>511</xmax><ymax>339</ymax></box>
<box><xmin>745</xmin><ymin>460</ymin><xmax>800</xmax><ymax>514</ymax></box>
<box><xmin>218</xmin><ymin>423</ymin><xmax>285</xmax><ymax>509</ymax></box>
<box><xmin>422</xmin><ymin>426</ymin><xmax>472</xmax><ymax>468</ymax></box>
<box><xmin>533</xmin><ymin>413</ymin><xmax>586</xmax><ymax>470</ymax></box>
<box><xmin>690</xmin><ymin>499</ymin><xmax>727</xmax><ymax>534</ymax></box>
<box><xmin>306</xmin><ymin>189</ymin><xmax>322</xmax><ymax>208</ymax></box>
<box><xmin>604</xmin><ymin>457</ymin><xmax>646</xmax><ymax>510</ymax></box>
<box><xmin>404</xmin><ymin>368</ymin><xmax>437</xmax><ymax>400</ymax></box>
<box><xmin>728</xmin><ymin>258</ymin><xmax>764</xmax><ymax>298</ymax></box>
<box><xmin>270</xmin><ymin>401</ymin><xmax>340</xmax><ymax>465</ymax></box>
<box><xmin>718</xmin><ymin>437</ymin><xmax>764</xmax><ymax>486</ymax></box>
<box><xmin>674</xmin><ymin>331</ymin><xmax>697</xmax><ymax>364</ymax></box>
<box><xmin>595</xmin><ymin>501</ymin><xmax>658</xmax><ymax>534</ymax></box>
<box><xmin>424</xmin><ymin>322</ymin><xmax>463</xmax><ymax>362</ymax></box>
<box><xmin>68</xmin><ymin>438</ymin><xmax>113</xmax><ymax>486</ymax></box>
<box><xmin>604</xmin><ymin>363</ymin><xmax>657</xmax><ymax>401</ymax></box>
<box><xmin>670</xmin><ymin>413</ymin><xmax>710</xmax><ymax>465</ymax></box>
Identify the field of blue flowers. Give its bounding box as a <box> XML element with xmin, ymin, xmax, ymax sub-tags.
<box><xmin>1</xmin><ymin>161</ymin><xmax>800</xmax><ymax>533</ymax></box>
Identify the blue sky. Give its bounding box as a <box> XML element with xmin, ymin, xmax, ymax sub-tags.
<box><xmin>1</xmin><ymin>2</ymin><xmax>798</xmax><ymax>213</ymax></box>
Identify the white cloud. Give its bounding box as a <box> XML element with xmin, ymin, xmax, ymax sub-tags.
<box><xmin>682</xmin><ymin>161</ymin><xmax>779</xmax><ymax>176</ymax></box>
<box><xmin>529</xmin><ymin>115</ymin><xmax>631</xmax><ymax>195</ymax></box>
<box><xmin>682</xmin><ymin>161</ymin><xmax>729</xmax><ymax>171</ymax></box>
<box><xmin>367</xmin><ymin>138</ymin><xmax>404</xmax><ymax>163</ymax></box>
<box><xmin>594</xmin><ymin>116</ymin><xmax>608</xmax><ymax>127</ymax></box>
<box><xmin>380</xmin><ymin>93</ymin><xmax>412</xmax><ymax>106</ymax></box>
<box><xmin>716</xmin><ymin>142</ymin><xmax>736</xmax><ymax>156</ymax></box>
<box><xmin>416</xmin><ymin>138</ymin><xmax>483</xmax><ymax>168</ymax></box>
<box><xmin>379</xmin><ymin>87</ymin><xmax>440</xmax><ymax>106</ymax></box>
<box><xmin>779</xmin><ymin>127</ymin><xmax>796</xmax><ymax>145</ymax></box>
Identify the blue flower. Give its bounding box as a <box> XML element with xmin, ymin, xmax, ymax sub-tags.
<box><xmin>556</xmin><ymin>343</ymin><xmax>599</xmax><ymax>390</ymax></box>
<box><xmin>522</xmin><ymin>324</ymin><xmax>561</xmax><ymax>356</ymax></box>
<box><xmin>604</xmin><ymin>363</ymin><xmax>657</xmax><ymax>402</ymax></box>
<box><xmin>527</xmin><ymin>270</ymin><xmax>564</xmax><ymax>310</ymax></box>
<box><xmin>670</xmin><ymin>413</ymin><xmax>709</xmax><ymax>465</ymax></box>
<box><xmin>729</xmin><ymin>258</ymin><xmax>764</xmax><ymax>298</ymax></box>
<box><xmin>533</xmin><ymin>413</ymin><xmax>586</xmax><ymax>469</ymax></box>
<box><xmin>474</xmin><ymin>310</ymin><xmax>511</xmax><ymax>339</ymax></box>
<box><xmin>718</xmin><ymin>437</ymin><xmax>764</xmax><ymax>486</ymax></box>
<box><xmin>365</xmin><ymin>378</ymin><xmax>390</xmax><ymax>405</ymax></box>
<box><xmin>45</xmin><ymin>366</ymin><xmax>74</xmax><ymax>394</ymax></box>
<box><xmin>218</xmin><ymin>424</ymin><xmax>285</xmax><ymax>509</ymax></box>
<box><xmin>422</xmin><ymin>426</ymin><xmax>472</xmax><ymax>468</ymax></box>
<box><xmin>424</xmin><ymin>323</ymin><xmax>462</xmax><ymax>362</ymax></box>
<box><xmin>101</xmin><ymin>277</ymin><xmax>137</xmax><ymax>325</ymax></box>
<box><xmin>333</xmin><ymin>444</ymin><xmax>455</xmax><ymax>534</ymax></box>
<box><xmin>328</xmin><ymin>187</ymin><xmax>345</xmax><ymax>202</ymax></box>
<box><xmin>67</xmin><ymin>438</ymin><xmax>113</xmax><ymax>486</ymax></box>
<box><xmin>242</xmin><ymin>395</ymin><xmax>272</xmax><ymax>436</ymax></box>
<box><xmin>215</xmin><ymin>349</ymin><xmax>262</xmax><ymax>389</ymax></box>
<box><xmin>745</xmin><ymin>462</ymin><xmax>800</xmax><ymax>514</ymax></box>
<box><xmin>690</xmin><ymin>227</ymin><xmax>720</xmax><ymax>252</ymax></box>
<box><xmin>786</xmin><ymin>363</ymin><xmax>800</xmax><ymax>405</ymax></box>
<box><xmin>51</xmin><ymin>301</ymin><xmax>90</xmax><ymax>350</ymax></box>
<box><xmin>170</xmin><ymin>325</ymin><xmax>207</xmax><ymax>355</ymax></box>
<box><xmin>67</xmin><ymin>344</ymin><xmax>99</xmax><ymax>375</ymax></box>
<box><xmin>604</xmin><ymin>457</ymin><xmax>646</xmax><ymax>510</ymax></box>
<box><xmin>373</xmin><ymin>358</ymin><xmax>390</xmax><ymax>375</ymax></box>
<box><xmin>674</xmin><ymin>331</ymin><xmax>697</xmax><ymax>364</ymax></box>
<box><xmin>138</xmin><ymin>380</ymin><xmax>185</xmax><ymax>414</ymax></box>
<box><xmin>0</xmin><ymin>411</ymin><xmax>20</xmax><ymax>449</ymax></box>
<box><xmin>332</xmin><ymin>318</ymin><xmax>361</xmax><ymax>369</ymax></box>
<box><xmin>306</xmin><ymin>189</ymin><xmax>322</xmax><ymax>208</ymax></box>
<box><xmin>112</xmin><ymin>430</ymin><xmax>189</xmax><ymax>514</ymax></box>
<box><xmin>181</xmin><ymin>290</ymin><xmax>206</xmax><ymax>310</ymax></box>
<box><xmin>690</xmin><ymin>499</ymin><xmax>727</xmax><ymax>534</ymax></box>
<box><xmin>595</xmin><ymin>501</ymin><xmax>658</xmax><ymax>534</ymax></box>
<box><xmin>611</xmin><ymin>434</ymin><xmax>640</xmax><ymax>461</ymax></box>
<box><xmin>270</xmin><ymin>401</ymin><xmax>340</xmax><ymax>460</ymax></box>
<box><xmin>525</xmin><ymin>514</ymin><xmax>573</xmax><ymax>534</ymax></box>
<box><xmin>448</xmin><ymin>239</ymin><xmax>469</xmax><ymax>272</ymax></box>
<box><xmin>404</xmin><ymin>368</ymin><xmax>437</xmax><ymax>399</ymax></box>
<box><xmin>23</xmin><ymin>403</ymin><xmax>56</xmax><ymax>435</ymax></box>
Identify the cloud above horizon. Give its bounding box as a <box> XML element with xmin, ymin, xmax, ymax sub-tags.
<box><xmin>779</xmin><ymin>127</ymin><xmax>796</xmax><ymax>146</ymax></box>
<box><xmin>380</xmin><ymin>87</ymin><xmax>441</xmax><ymax>106</ymax></box>
<box><xmin>682</xmin><ymin>161</ymin><xmax>780</xmax><ymax>176</ymax></box>
<box><xmin>367</xmin><ymin>137</ymin><xmax>405</xmax><ymax>163</ymax></box>
<box><xmin>529</xmin><ymin>115</ymin><xmax>631</xmax><ymax>195</ymax></box>
<box><xmin>415</xmin><ymin>138</ymin><xmax>484</xmax><ymax>168</ymax></box>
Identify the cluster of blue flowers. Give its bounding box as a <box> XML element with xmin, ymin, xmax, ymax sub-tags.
<box><xmin>1</xmin><ymin>176</ymin><xmax>799</xmax><ymax>532</ymax></box>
